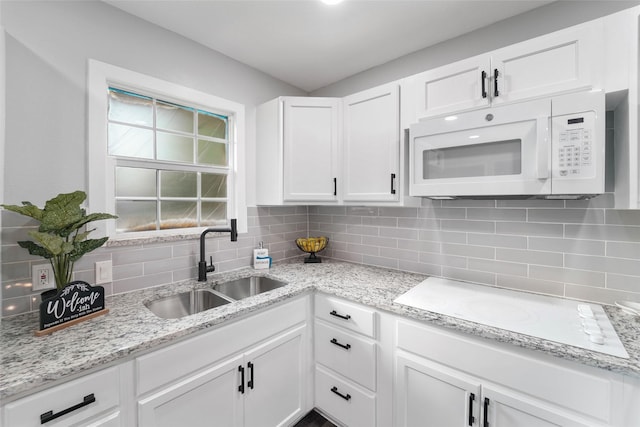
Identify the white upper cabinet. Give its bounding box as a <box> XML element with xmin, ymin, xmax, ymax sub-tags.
<box><xmin>256</xmin><ymin>97</ymin><xmax>340</xmax><ymax>205</ymax></box>
<box><xmin>491</xmin><ymin>24</ymin><xmax>602</xmax><ymax>105</ymax></box>
<box><xmin>403</xmin><ymin>21</ymin><xmax>603</xmax><ymax>122</ymax></box>
<box><xmin>283</xmin><ymin>97</ymin><xmax>341</xmax><ymax>202</ymax></box>
<box><xmin>342</xmin><ymin>82</ymin><xmax>400</xmax><ymax>202</ymax></box>
<box><xmin>403</xmin><ymin>55</ymin><xmax>490</xmax><ymax>120</ymax></box>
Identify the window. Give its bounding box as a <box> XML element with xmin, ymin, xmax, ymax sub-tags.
<box><xmin>108</xmin><ymin>88</ymin><xmax>230</xmax><ymax>232</ymax></box>
<box><xmin>88</xmin><ymin>60</ymin><xmax>246</xmax><ymax>239</ymax></box>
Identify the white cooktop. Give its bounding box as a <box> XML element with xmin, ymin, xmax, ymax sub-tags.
<box><xmin>394</xmin><ymin>277</ymin><xmax>629</xmax><ymax>359</ymax></box>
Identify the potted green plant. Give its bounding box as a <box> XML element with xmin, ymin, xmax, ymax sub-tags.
<box><xmin>2</xmin><ymin>191</ymin><xmax>117</xmax><ymax>296</ymax></box>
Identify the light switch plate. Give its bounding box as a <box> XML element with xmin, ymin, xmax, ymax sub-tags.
<box><xmin>32</xmin><ymin>264</ymin><xmax>55</xmax><ymax>291</ymax></box>
<box><xmin>95</xmin><ymin>260</ymin><xmax>113</xmax><ymax>284</ymax></box>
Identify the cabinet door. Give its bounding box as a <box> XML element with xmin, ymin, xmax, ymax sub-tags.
<box><xmin>343</xmin><ymin>83</ymin><xmax>399</xmax><ymax>202</ymax></box>
<box><xmin>491</xmin><ymin>23</ymin><xmax>602</xmax><ymax>105</ymax></box>
<box><xmin>395</xmin><ymin>351</ymin><xmax>481</xmax><ymax>427</ymax></box>
<box><xmin>483</xmin><ymin>385</ymin><xmax>594</xmax><ymax>427</ymax></box>
<box><xmin>244</xmin><ymin>325</ymin><xmax>307</xmax><ymax>427</ymax></box>
<box><xmin>138</xmin><ymin>355</ymin><xmax>244</xmax><ymax>427</ymax></box>
<box><xmin>406</xmin><ymin>55</ymin><xmax>490</xmax><ymax>120</ymax></box>
<box><xmin>283</xmin><ymin>97</ymin><xmax>340</xmax><ymax>202</ymax></box>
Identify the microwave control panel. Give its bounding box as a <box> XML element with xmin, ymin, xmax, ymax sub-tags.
<box><xmin>552</xmin><ymin>111</ymin><xmax>596</xmax><ymax>179</ymax></box>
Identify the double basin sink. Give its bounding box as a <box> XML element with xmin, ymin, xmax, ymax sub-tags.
<box><xmin>145</xmin><ymin>276</ymin><xmax>287</xmax><ymax>319</ymax></box>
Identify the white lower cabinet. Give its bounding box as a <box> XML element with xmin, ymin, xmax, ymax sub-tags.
<box><xmin>2</xmin><ymin>363</ymin><xmax>133</xmax><ymax>427</ymax></box>
<box><xmin>136</xmin><ymin>297</ymin><xmax>311</xmax><ymax>427</ymax></box>
<box><xmin>395</xmin><ymin>318</ymin><xmax>633</xmax><ymax>427</ymax></box>
<box><xmin>313</xmin><ymin>294</ymin><xmax>383</xmax><ymax>427</ymax></box>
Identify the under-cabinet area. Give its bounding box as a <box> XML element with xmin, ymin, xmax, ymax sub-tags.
<box><xmin>2</xmin><ymin>262</ymin><xmax>639</xmax><ymax>427</ymax></box>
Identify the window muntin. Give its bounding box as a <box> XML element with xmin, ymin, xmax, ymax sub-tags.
<box><xmin>108</xmin><ymin>87</ymin><xmax>231</xmax><ymax>233</ymax></box>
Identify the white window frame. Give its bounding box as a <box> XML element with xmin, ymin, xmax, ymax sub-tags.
<box><xmin>87</xmin><ymin>59</ymin><xmax>247</xmax><ymax>240</ymax></box>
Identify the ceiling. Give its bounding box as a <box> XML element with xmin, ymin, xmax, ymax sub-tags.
<box><xmin>104</xmin><ymin>0</ymin><xmax>555</xmax><ymax>92</ymax></box>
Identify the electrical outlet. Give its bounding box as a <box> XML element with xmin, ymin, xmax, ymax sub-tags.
<box><xmin>95</xmin><ymin>260</ymin><xmax>113</xmax><ymax>284</ymax></box>
<box><xmin>32</xmin><ymin>264</ymin><xmax>55</xmax><ymax>291</ymax></box>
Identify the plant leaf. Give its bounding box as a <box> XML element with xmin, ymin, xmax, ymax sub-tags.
<box><xmin>17</xmin><ymin>240</ymin><xmax>53</xmax><ymax>259</ymax></box>
<box><xmin>1</xmin><ymin>202</ymin><xmax>44</xmax><ymax>221</ymax></box>
<box><xmin>28</xmin><ymin>231</ymin><xmax>71</xmax><ymax>256</ymax></box>
<box><xmin>39</xmin><ymin>191</ymin><xmax>86</xmax><ymax>235</ymax></box>
<box><xmin>70</xmin><ymin>237</ymin><xmax>109</xmax><ymax>262</ymax></box>
<box><xmin>64</xmin><ymin>213</ymin><xmax>118</xmax><ymax>235</ymax></box>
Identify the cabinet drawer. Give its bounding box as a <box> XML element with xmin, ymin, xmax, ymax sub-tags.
<box><xmin>397</xmin><ymin>319</ymin><xmax>615</xmax><ymax>424</ymax></box>
<box><xmin>315</xmin><ymin>294</ymin><xmax>376</xmax><ymax>338</ymax></box>
<box><xmin>315</xmin><ymin>366</ymin><xmax>376</xmax><ymax>427</ymax></box>
<box><xmin>4</xmin><ymin>367</ymin><xmax>120</xmax><ymax>427</ymax></box>
<box><xmin>315</xmin><ymin>321</ymin><xmax>376</xmax><ymax>391</ymax></box>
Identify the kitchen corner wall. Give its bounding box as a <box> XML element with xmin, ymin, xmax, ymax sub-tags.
<box><xmin>310</xmin><ymin>195</ymin><xmax>640</xmax><ymax>306</ymax></box>
<box><xmin>1</xmin><ymin>206</ymin><xmax>308</xmax><ymax>317</ymax></box>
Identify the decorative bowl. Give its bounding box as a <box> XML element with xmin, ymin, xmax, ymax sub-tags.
<box><xmin>295</xmin><ymin>236</ymin><xmax>329</xmax><ymax>263</ymax></box>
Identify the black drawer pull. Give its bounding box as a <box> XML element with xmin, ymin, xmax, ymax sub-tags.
<box><xmin>330</xmin><ymin>386</ymin><xmax>351</xmax><ymax>401</ymax></box>
<box><xmin>248</xmin><ymin>362</ymin><xmax>254</xmax><ymax>389</ymax></box>
<box><xmin>329</xmin><ymin>310</ymin><xmax>351</xmax><ymax>320</ymax></box>
<box><xmin>40</xmin><ymin>394</ymin><xmax>96</xmax><ymax>424</ymax></box>
<box><xmin>481</xmin><ymin>70</ymin><xmax>487</xmax><ymax>98</ymax></box>
<box><xmin>483</xmin><ymin>397</ymin><xmax>490</xmax><ymax>427</ymax></box>
<box><xmin>238</xmin><ymin>365</ymin><xmax>245</xmax><ymax>394</ymax></box>
<box><xmin>330</xmin><ymin>338</ymin><xmax>351</xmax><ymax>350</ymax></box>
<box><xmin>493</xmin><ymin>69</ymin><xmax>499</xmax><ymax>97</ymax></box>
<box><xmin>468</xmin><ymin>393</ymin><xmax>475</xmax><ymax>426</ymax></box>
<box><xmin>390</xmin><ymin>173</ymin><xmax>396</xmax><ymax>195</ymax></box>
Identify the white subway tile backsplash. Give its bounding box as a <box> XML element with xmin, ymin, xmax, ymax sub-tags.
<box><xmin>442</xmin><ymin>219</ymin><xmax>495</xmax><ymax>233</ymax></box>
<box><xmin>419</xmin><ymin>229</ymin><xmax>467</xmax><ymax>244</ymax></box>
<box><xmin>362</xmin><ymin>235</ymin><xmax>398</xmax><ymax>248</ymax></box>
<box><xmin>467</xmin><ymin>208</ymin><xmax>526</xmax><ymax>221</ymax></box>
<box><xmin>468</xmin><ymin>258</ymin><xmax>528</xmax><ymax>277</ymax></box>
<box><xmin>606</xmin><ymin>273</ymin><xmax>640</xmax><ymax>293</ymax></box>
<box><xmin>442</xmin><ymin>243</ymin><xmax>495</xmax><ymax>259</ymax></box>
<box><xmin>605</xmin><ymin>209</ymin><xmax>640</xmax><ymax>226</ymax></box>
<box><xmin>529</xmin><ymin>265</ymin><xmax>605</xmax><ymax>287</ymax></box>
<box><xmin>496</xmin><ymin>221</ymin><xmax>563</xmax><ymax>237</ymax></box>
<box><xmin>528</xmin><ymin>209</ymin><xmax>604</xmax><ymax>224</ymax></box>
<box><xmin>528</xmin><ymin>237</ymin><xmax>604</xmax><ymax>256</ymax></box>
<box><xmin>442</xmin><ymin>267</ymin><xmax>495</xmax><ymax>286</ymax></box>
<box><xmin>496</xmin><ymin>248</ymin><xmax>563</xmax><ymax>267</ymax></box>
<box><xmin>496</xmin><ymin>275</ymin><xmax>564</xmax><ymax>296</ymax></box>
<box><xmin>564</xmin><ymin>224</ymin><xmax>640</xmax><ymax>242</ymax></box>
<box><xmin>468</xmin><ymin>233</ymin><xmax>527</xmax><ymax>249</ymax></box>
<box><xmin>565</xmin><ymin>253</ymin><xmax>640</xmax><ymax>276</ymax></box>
<box><xmin>606</xmin><ymin>241</ymin><xmax>640</xmax><ymax>259</ymax></box>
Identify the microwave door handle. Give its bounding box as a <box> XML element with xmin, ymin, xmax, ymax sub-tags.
<box><xmin>536</xmin><ymin>116</ymin><xmax>550</xmax><ymax>179</ymax></box>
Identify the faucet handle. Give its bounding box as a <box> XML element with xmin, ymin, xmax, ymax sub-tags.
<box><xmin>207</xmin><ymin>256</ymin><xmax>215</xmax><ymax>273</ymax></box>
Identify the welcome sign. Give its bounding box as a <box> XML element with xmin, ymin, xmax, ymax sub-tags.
<box><xmin>36</xmin><ymin>281</ymin><xmax>109</xmax><ymax>336</ymax></box>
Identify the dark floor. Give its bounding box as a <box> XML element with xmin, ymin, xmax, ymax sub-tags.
<box><xmin>293</xmin><ymin>410</ymin><xmax>337</xmax><ymax>427</ymax></box>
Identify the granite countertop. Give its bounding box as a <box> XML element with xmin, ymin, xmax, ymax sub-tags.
<box><xmin>2</xmin><ymin>259</ymin><xmax>640</xmax><ymax>402</ymax></box>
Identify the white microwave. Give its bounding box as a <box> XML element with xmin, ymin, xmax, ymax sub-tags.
<box><xmin>409</xmin><ymin>90</ymin><xmax>605</xmax><ymax>199</ymax></box>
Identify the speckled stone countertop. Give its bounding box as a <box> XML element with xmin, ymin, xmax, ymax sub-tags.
<box><xmin>2</xmin><ymin>259</ymin><xmax>640</xmax><ymax>402</ymax></box>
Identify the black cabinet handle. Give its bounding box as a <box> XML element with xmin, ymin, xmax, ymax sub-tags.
<box><xmin>330</xmin><ymin>310</ymin><xmax>351</xmax><ymax>320</ymax></box>
<box><xmin>333</xmin><ymin>177</ymin><xmax>337</xmax><ymax>196</ymax></box>
<box><xmin>40</xmin><ymin>394</ymin><xmax>96</xmax><ymax>424</ymax></box>
<box><xmin>238</xmin><ymin>365</ymin><xmax>245</xmax><ymax>394</ymax></box>
<box><xmin>390</xmin><ymin>173</ymin><xmax>396</xmax><ymax>195</ymax></box>
<box><xmin>483</xmin><ymin>397</ymin><xmax>490</xmax><ymax>427</ymax></box>
<box><xmin>330</xmin><ymin>386</ymin><xmax>351</xmax><ymax>401</ymax></box>
<box><xmin>493</xmin><ymin>69</ymin><xmax>499</xmax><ymax>97</ymax></box>
<box><xmin>468</xmin><ymin>393</ymin><xmax>475</xmax><ymax>426</ymax></box>
<box><xmin>248</xmin><ymin>362</ymin><xmax>254</xmax><ymax>389</ymax></box>
<box><xmin>481</xmin><ymin>70</ymin><xmax>487</xmax><ymax>98</ymax></box>
<box><xmin>330</xmin><ymin>338</ymin><xmax>352</xmax><ymax>350</ymax></box>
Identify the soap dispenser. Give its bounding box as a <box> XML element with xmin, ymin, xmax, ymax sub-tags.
<box><xmin>253</xmin><ymin>242</ymin><xmax>271</xmax><ymax>269</ymax></box>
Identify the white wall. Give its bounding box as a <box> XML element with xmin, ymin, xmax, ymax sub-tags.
<box><xmin>0</xmin><ymin>0</ymin><xmax>306</xmax><ymax>208</ymax></box>
<box><xmin>311</xmin><ymin>0</ymin><xmax>640</xmax><ymax>97</ymax></box>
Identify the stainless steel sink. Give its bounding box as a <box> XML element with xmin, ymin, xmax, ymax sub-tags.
<box><xmin>213</xmin><ymin>276</ymin><xmax>287</xmax><ymax>300</ymax></box>
<box><xmin>145</xmin><ymin>289</ymin><xmax>232</xmax><ymax>319</ymax></box>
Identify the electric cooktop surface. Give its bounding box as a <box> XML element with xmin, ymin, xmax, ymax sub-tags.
<box><xmin>394</xmin><ymin>277</ymin><xmax>629</xmax><ymax>359</ymax></box>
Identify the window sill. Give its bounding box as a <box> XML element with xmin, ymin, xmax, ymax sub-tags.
<box><xmin>104</xmin><ymin>229</ymin><xmax>233</xmax><ymax>248</ymax></box>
